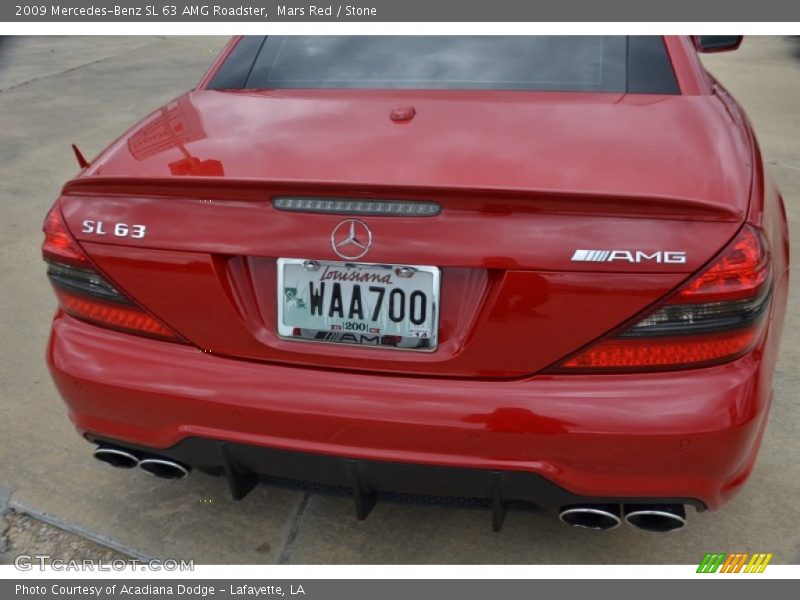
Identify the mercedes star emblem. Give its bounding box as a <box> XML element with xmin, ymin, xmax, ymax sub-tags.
<box><xmin>331</xmin><ymin>219</ymin><xmax>373</xmax><ymax>260</ymax></box>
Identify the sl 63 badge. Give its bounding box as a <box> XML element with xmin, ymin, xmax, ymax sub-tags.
<box><xmin>81</xmin><ymin>220</ymin><xmax>146</xmax><ymax>239</ymax></box>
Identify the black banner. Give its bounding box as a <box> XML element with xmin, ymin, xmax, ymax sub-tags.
<box><xmin>3</xmin><ymin>0</ymin><xmax>800</xmax><ymax>22</ymax></box>
<box><xmin>3</xmin><ymin>580</ymin><xmax>798</xmax><ymax>600</ymax></box>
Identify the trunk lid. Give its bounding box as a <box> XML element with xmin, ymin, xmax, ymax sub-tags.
<box><xmin>61</xmin><ymin>90</ymin><xmax>750</xmax><ymax>378</ymax></box>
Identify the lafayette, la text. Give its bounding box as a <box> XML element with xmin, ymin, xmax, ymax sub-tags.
<box><xmin>16</xmin><ymin>584</ymin><xmax>306</xmax><ymax>597</ymax></box>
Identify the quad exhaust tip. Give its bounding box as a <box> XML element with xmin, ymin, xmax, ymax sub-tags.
<box><xmin>624</xmin><ymin>504</ymin><xmax>686</xmax><ymax>533</ymax></box>
<box><xmin>559</xmin><ymin>503</ymin><xmax>687</xmax><ymax>532</ymax></box>
<box><xmin>138</xmin><ymin>458</ymin><xmax>190</xmax><ymax>480</ymax></box>
<box><xmin>93</xmin><ymin>445</ymin><xmax>189</xmax><ymax>480</ymax></box>
<box><xmin>93</xmin><ymin>446</ymin><xmax>140</xmax><ymax>469</ymax></box>
<box><xmin>558</xmin><ymin>504</ymin><xmax>622</xmax><ymax>530</ymax></box>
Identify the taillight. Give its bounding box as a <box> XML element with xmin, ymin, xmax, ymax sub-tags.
<box><xmin>553</xmin><ymin>225</ymin><xmax>771</xmax><ymax>372</ymax></box>
<box><xmin>42</xmin><ymin>206</ymin><xmax>89</xmax><ymax>267</ymax></box>
<box><xmin>43</xmin><ymin>204</ymin><xmax>183</xmax><ymax>342</ymax></box>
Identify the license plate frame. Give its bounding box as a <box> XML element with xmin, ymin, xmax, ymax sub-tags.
<box><xmin>276</xmin><ymin>258</ymin><xmax>440</xmax><ymax>352</ymax></box>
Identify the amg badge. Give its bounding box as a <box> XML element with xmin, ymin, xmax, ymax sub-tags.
<box><xmin>571</xmin><ymin>249</ymin><xmax>687</xmax><ymax>264</ymax></box>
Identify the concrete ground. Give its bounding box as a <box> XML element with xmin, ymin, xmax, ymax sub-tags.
<box><xmin>0</xmin><ymin>36</ymin><xmax>798</xmax><ymax>565</ymax></box>
<box><xmin>0</xmin><ymin>509</ymin><xmax>132</xmax><ymax>566</ymax></box>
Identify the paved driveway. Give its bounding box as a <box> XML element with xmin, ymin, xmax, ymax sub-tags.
<box><xmin>0</xmin><ymin>35</ymin><xmax>798</xmax><ymax>564</ymax></box>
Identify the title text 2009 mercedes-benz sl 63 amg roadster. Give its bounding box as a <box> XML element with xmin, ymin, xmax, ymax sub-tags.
<box><xmin>43</xmin><ymin>36</ymin><xmax>789</xmax><ymax>532</ymax></box>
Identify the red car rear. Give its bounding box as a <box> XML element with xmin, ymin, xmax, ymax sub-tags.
<box><xmin>43</xmin><ymin>36</ymin><xmax>790</xmax><ymax>533</ymax></box>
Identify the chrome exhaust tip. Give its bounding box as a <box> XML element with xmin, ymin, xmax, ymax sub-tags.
<box><xmin>558</xmin><ymin>504</ymin><xmax>622</xmax><ymax>530</ymax></box>
<box><xmin>624</xmin><ymin>504</ymin><xmax>686</xmax><ymax>532</ymax></box>
<box><xmin>93</xmin><ymin>446</ymin><xmax>140</xmax><ymax>469</ymax></box>
<box><xmin>138</xmin><ymin>458</ymin><xmax>189</xmax><ymax>480</ymax></box>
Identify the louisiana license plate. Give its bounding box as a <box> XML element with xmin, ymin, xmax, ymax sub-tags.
<box><xmin>277</xmin><ymin>258</ymin><xmax>440</xmax><ymax>351</ymax></box>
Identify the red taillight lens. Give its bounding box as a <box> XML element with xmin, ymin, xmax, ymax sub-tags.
<box><xmin>43</xmin><ymin>204</ymin><xmax>183</xmax><ymax>342</ymax></box>
<box><xmin>52</xmin><ymin>287</ymin><xmax>178</xmax><ymax>339</ymax></box>
<box><xmin>554</xmin><ymin>225</ymin><xmax>771</xmax><ymax>372</ymax></box>
<box><xmin>557</xmin><ymin>328</ymin><xmax>759</xmax><ymax>370</ymax></box>
<box><xmin>672</xmin><ymin>226</ymin><xmax>769</xmax><ymax>303</ymax></box>
<box><xmin>43</xmin><ymin>206</ymin><xmax>89</xmax><ymax>267</ymax></box>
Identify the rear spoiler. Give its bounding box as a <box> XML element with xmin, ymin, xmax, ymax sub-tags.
<box><xmin>62</xmin><ymin>176</ymin><xmax>743</xmax><ymax>222</ymax></box>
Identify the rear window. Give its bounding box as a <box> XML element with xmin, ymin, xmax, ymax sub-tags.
<box><xmin>208</xmin><ymin>36</ymin><xmax>679</xmax><ymax>95</ymax></box>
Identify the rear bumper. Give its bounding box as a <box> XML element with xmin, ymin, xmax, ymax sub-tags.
<box><xmin>48</xmin><ymin>312</ymin><xmax>773</xmax><ymax>511</ymax></box>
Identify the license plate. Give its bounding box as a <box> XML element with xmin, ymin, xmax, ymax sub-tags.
<box><xmin>277</xmin><ymin>258</ymin><xmax>440</xmax><ymax>351</ymax></box>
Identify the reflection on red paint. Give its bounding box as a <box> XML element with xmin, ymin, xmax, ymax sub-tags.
<box><xmin>127</xmin><ymin>96</ymin><xmax>224</xmax><ymax>177</ymax></box>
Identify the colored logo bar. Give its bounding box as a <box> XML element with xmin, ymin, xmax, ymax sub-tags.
<box><xmin>697</xmin><ymin>553</ymin><xmax>773</xmax><ymax>573</ymax></box>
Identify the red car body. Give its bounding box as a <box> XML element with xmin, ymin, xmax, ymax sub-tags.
<box><xmin>44</xmin><ymin>36</ymin><xmax>790</xmax><ymax>532</ymax></box>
